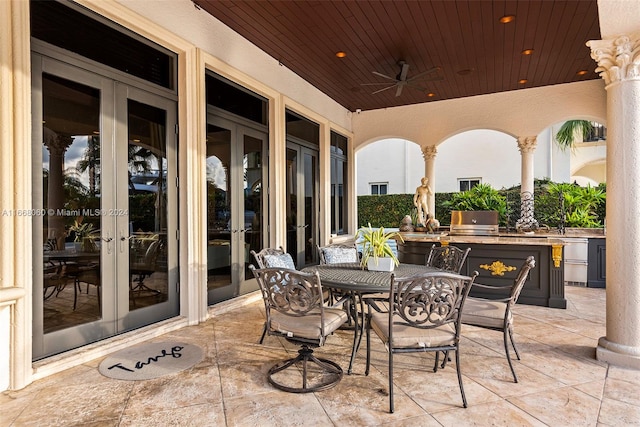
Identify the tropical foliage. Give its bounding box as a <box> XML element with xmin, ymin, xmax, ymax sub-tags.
<box><xmin>441</xmin><ymin>183</ymin><xmax>508</xmax><ymax>225</ymax></box>
<box><xmin>538</xmin><ymin>182</ymin><xmax>606</xmax><ymax>228</ymax></box>
<box><xmin>555</xmin><ymin>120</ymin><xmax>594</xmax><ymax>151</ymax></box>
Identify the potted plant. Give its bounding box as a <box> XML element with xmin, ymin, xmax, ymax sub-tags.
<box><xmin>68</xmin><ymin>217</ymin><xmax>98</xmax><ymax>253</ymax></box>
<box><xmin>357</xmin><ymin>224</ymin><xmax>404</xmax><ymax>271</ymax></box>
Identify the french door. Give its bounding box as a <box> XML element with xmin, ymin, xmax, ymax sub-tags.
<box><xmin>206</xmin><ymin>114</ymin><xmax>267</xmax><ymax>304</ymax></box>
<box><xmin>286</xmin><ymin>141</ymin><xmax>319</xmax><ymax>267</ymax></box>
<box><xmin>32</xmin><ymin>54</ymin><xmax>179</xmax><ymax>359</ymax></box>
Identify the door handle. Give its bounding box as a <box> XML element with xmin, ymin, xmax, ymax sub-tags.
<box><xmin>101</xmin><ymin>235</ymin><xmax>113</xmax><ymax>254</ymax></box>
<box><xmin>119</xmin><ymin>232</ymin><xmax>134</xmax><ymax>253</ymax></box>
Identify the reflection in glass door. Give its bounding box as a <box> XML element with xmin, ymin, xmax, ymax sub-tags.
<box><xmin>124</xmin><ymin>96</ymin><xmax>175</xmax><ymax>323</ymax></box>
<box><xmin>32</xmin><ymin>55</ymin><xmax>178</xmax><ymax>359</ymax></box>
<box><xmin>206</xmin><ymin>116</ymin><xmax>266</xmax><ymax>304</ymax></box>
<box><xmin>286</xmin><ymin>143</ymin><xmax>319</xmax><ymax>267</ymax></box>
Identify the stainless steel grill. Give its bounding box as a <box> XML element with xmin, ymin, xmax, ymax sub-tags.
<box><xmin>449</xmin><ymin>210</ymin><xmax>499</xmax><ymax>236</ymax></box>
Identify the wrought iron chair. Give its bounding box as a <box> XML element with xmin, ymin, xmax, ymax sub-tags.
<box><xmin>461</xmin><ymin>256</ymin><xmax>535</xmax><ymax>383</ymax></box>
<box><xmin>249</xmin><ymin>266</ymin><xmax>348</xmax><ymax>393</ymax></box>
<box><xmin>73</xmin><ymin>262</ymin><xmax>101</xmax><ymax>310</ymax></box>
<box><xmin>317</xmin><ymin>243</ymin><xmax>359</xmax><ymax>264</ymax></box>
<box><xmin>365</xmin><ymin>270</ymin><xmax>478</xmax><ymax>412</ymax></box>
<box><xmin>130</xmin><ymin>239</ymin><xmax>161</xmax><ymax>293</ymax></box>
<box><xmin>425</xmin><ymin>244</ymin><xmax>471</xmax><ymax>273</ymax></box>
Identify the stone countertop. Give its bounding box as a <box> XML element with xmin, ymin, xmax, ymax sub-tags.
<box><xmin>397</xmin><ymin>232</ymin><xmax>568</xmax><ymax>246</ymax></box>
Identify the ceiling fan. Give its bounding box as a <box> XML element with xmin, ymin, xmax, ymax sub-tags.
<box><xmin>362</xmin><ymin>60</ymin><xmax>442</xmax><ymax>97</ymax></box>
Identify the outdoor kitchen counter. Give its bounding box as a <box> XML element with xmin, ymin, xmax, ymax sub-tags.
<box><xmin>396</xmin><ymin>232</ymin><xmax>567</xmax><ymax>308</ymax></box>
<box><xmin>397</xmin><ymin>232</ymin><xmax>566</xmax><ymax>246</ymax></box>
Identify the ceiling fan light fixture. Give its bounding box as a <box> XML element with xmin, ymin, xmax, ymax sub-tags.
<box><xmin>499</xmin><ymin>15</ymin><xmax>515</xmax><ymax>24</ymax></box>
<box><xmin>521</xmin><ymin>49</ymin><xmax>534</xmax><ymax>55</ymax></box>
<box><xmin>335</xmin><ymin>51</ymin><xmax>347</xmax><ymax>58</ymax></box>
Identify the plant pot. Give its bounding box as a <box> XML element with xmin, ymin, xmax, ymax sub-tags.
<box><xmin>367</xmin><ymin>257</ymin><xmax>395</xmax><ymax>272</ymax></box>
<box><xmin>81</xmin><ymin>237</ymin><xmax>98</xmax><ymax>253</ymax></box>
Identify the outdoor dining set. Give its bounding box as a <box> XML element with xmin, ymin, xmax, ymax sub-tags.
<box><xmin>249</xmin><ymin>244</ymin><xmax>535</xmax><ymax>414</ymax></box>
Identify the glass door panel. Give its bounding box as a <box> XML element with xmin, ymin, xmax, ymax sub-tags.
<box><xmin>206</xmin><ymin>116</ymin><xmax>266</xmax><ymax>304</ymax></box>
<box><xmin>40</xmin><ymin>73</ymin><xmax>103</xmax><ymax>335</ymax></box>
<box><xmin>116</xmin><ymin>86</ymin><xmax>178</xmax><ymax>331</ymax></box>
<box><xmin>303</xmin><ymin>151</ymin><xmax>318</xmax><ymax>265</ymax></box>
<box><xmin>127</xmin><ymin>99</ymin><xmax>169</xmax><ymax>311</ymax></box>
<box><xmin>206</xmin><ymin>123</ymin><xmax>233</xmax><ymax>301</ymax></box>
<box><xmin>286</xmin><ymin>143</ymin><xmax>319</xmax><ymax>267</ymax></box>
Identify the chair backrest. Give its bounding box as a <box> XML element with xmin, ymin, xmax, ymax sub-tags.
<box><xmin>249</xmin><ymin>265</ymin><xmax>330</xmax><ymax>343</ymax></box>
<box><xmin>388</xmin><ymin>270</ymin><xmax>477</xmax><ymax>335</ymax></box>
<box><xmin>317</xmin><ymin>243</ymin><xmax>359</xmax><ymax>264</ymax></box>
<box><xmin>509</xmin><ymin>256</ymin><xmax>536</xmax><ymax>308</ymax></box>
<box><xmin>425</xmin><ymin>244</ymin><xmax>471</xmax><ymax>273</ymax></box>
<box><xmin>250</xmin><ymin>246</ymin><xmax>295</xmax><ymax>269</ymax></box>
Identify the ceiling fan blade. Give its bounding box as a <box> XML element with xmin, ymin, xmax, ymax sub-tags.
<box><xmin>371</xmin><ymin>85</ymin><xmax>397</xmax><ymax>95</ymax></box>
<box><xmin>398</xmin><ymin>62</ymin><xmax>410</xmax><ymax>81</ymax></box>
<box><xmin>371</xmin><ymin>71</ymin><xmax>396</xmax><ymax>81</ymax></box>
<box><xmin>405</xmin><ymin>82</ymin><xmax>429</xmax><ymax>91</ymax></box>
<box><xmin>406</xmin><ymin>66</ymin><xmax>443</xmax><ymax>83</ymax></box>
<box><xmin>395</xmin><ymin>84</ymin><xmax>404</xmax><ymax>97</ymax></box>
<box><xmin>361</xmin><ymin>82</ymin><xmax>399</xmax><ymax>86</ymax></box>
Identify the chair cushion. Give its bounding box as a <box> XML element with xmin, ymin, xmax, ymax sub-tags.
<box><xmin>270</xmin><ymin>308</ymin><xmax>348</xmax><ymax>340</ymax></box>
<box><xmin>461</xmin><ymin>297</ymin><xmax>510</xmax><ymax>329</ymax></box>
<box><xmin>322</xmin><ymin>247</ymin><xmax>358</xmax><ymax>264</ymax></box>
<box><xmin>263</xmin><ymin>253</ymin><xmax>296</xmax><ymax>269</ymax></box>
<box><xmin>370</xmin><ymin>312</ymin><xmax>457</xmax><ymax>349</ymax></box>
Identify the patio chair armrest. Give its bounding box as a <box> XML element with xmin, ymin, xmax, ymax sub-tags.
<box><xmin>329</xmin><ymin>293</ymin><xmax>351</xmax><ymax>308</ymax></box>
<box><xmin>363</xmin><ymin>294</ymin><xmax>389</xmax><ymax>313</ymax></box>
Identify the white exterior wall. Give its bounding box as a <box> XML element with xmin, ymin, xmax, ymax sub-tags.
<box><xmin>356</xmin><ymin>128</ymin><xmax>575</xmax><ymax>195</ymax></box>
<box><xmin>356</xmin><ymin>139</ymin><xmax>424</xmax><ymax>194</ymax></box>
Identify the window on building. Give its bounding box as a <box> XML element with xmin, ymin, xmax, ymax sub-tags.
<box><xmin>330</xmin><ymin>131</ymin><xmax>348</xmax><ymax>235</ymax></box>
<box><xmin>458</xmin><ymin>178</ymin><xmax>481</xmax><ymax>192</ymax></box>
<box><xmin>584</xmin><ymin>123</ymin><xmax>607</xmax><ymax>142</ymax></box>
<box><xmin>371</xmin><ymin>183</ymin><xmax>388</xmax><ymax>195</ymax></box>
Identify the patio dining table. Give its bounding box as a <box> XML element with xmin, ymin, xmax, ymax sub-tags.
<box><xmin>301</xmin><ymin>262</ymin><xmax>438</xmax><ymax>374</ymax></box>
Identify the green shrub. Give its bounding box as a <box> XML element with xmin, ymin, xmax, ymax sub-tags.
<box><xmin>441</xmin><ymin>183</ymin><xmax>508</xmax><ymax>225</ymax></box>
<box><xmin>357</xmin><ymin>180</ymin><xmax>606</xmax><ymax>230</ymax></box>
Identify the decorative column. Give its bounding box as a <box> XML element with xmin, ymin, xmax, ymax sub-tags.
<box><xmin>44</xmin><ymin>133</ymin><xmax>74</xmax><ymax>250</ymax></box>
<box><xmin>421</xmin><ymin>145</ymin><xmax>437</xmax><ymax>221</ymax></box>
<box><xmin>515</xmin><ymin>136</ymin><xmax>539</xmax><ymax>231</ymax></box>
<box><xmin>588</xmin><ymin>32</ymin><xmax>640</xmax><ymax>369</ymax></box>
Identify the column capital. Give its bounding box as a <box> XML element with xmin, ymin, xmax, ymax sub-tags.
<box><xmin>421</xmin><ymin>145</ymin><xmax>437</xmax><ymax>160</ymax></box>
<box><xmin>588</xmin><ymin>32</ymin><xmax>640</xmax><ymax>86</ymax></box>
<box><xmin>517</xmin><ymin>136</ymin><xmax>537</xmax><ymax>153</ymax></box>
<box><xmin>44</xmin><ymin>133</ymin><xmax>74</xmax><ymax>155</ymax></box>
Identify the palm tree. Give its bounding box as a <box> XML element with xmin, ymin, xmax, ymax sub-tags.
<box><xmin>76</xmin><ymin>135</ymin><xmax>100</xmax><ymax>195</ymax></box>
<box><xmin>555</xmin><ymin>120</ymin><xmax>595</xmax><ymax>151</ymax></box>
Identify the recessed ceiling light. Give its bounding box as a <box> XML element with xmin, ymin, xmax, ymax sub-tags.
<box><xmin>521</xmin><ymin>49</ymin><xmax>534</xmax><ymax>55</ymax></box>
<box><xmin>518</xmin><ymin>79</ymin><xmax>528</xmax><ymax>84</ymax></box>
<box><xmin>500</xmin><ymin>15</ymin><xmax>515</xmax><ymax>24</ymax></box>
<box><xmin>427</xmin><ymin>92</ymin><xmax>436</xmax><ymax>98</ymax></box>
<box><xmin>577</xmin><ymin>70</ymin><xmax>588</xmax><ymax>76</ymax></box>
<box><xmin>335</xmin><ymin>51</ymin><xmax>346</xmax><ymax>58</ymax></box>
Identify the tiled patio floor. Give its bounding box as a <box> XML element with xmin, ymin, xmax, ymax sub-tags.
<box><xmin>3</xmin><ymin>286</ymin><xmax>640</xmax><ymax>426</ymax></box>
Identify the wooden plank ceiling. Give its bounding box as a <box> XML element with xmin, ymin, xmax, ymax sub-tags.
<box><xmin>193</xmin><ymin>0</ymin><xmax>601</xmax><ymax>112</ymax></box>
